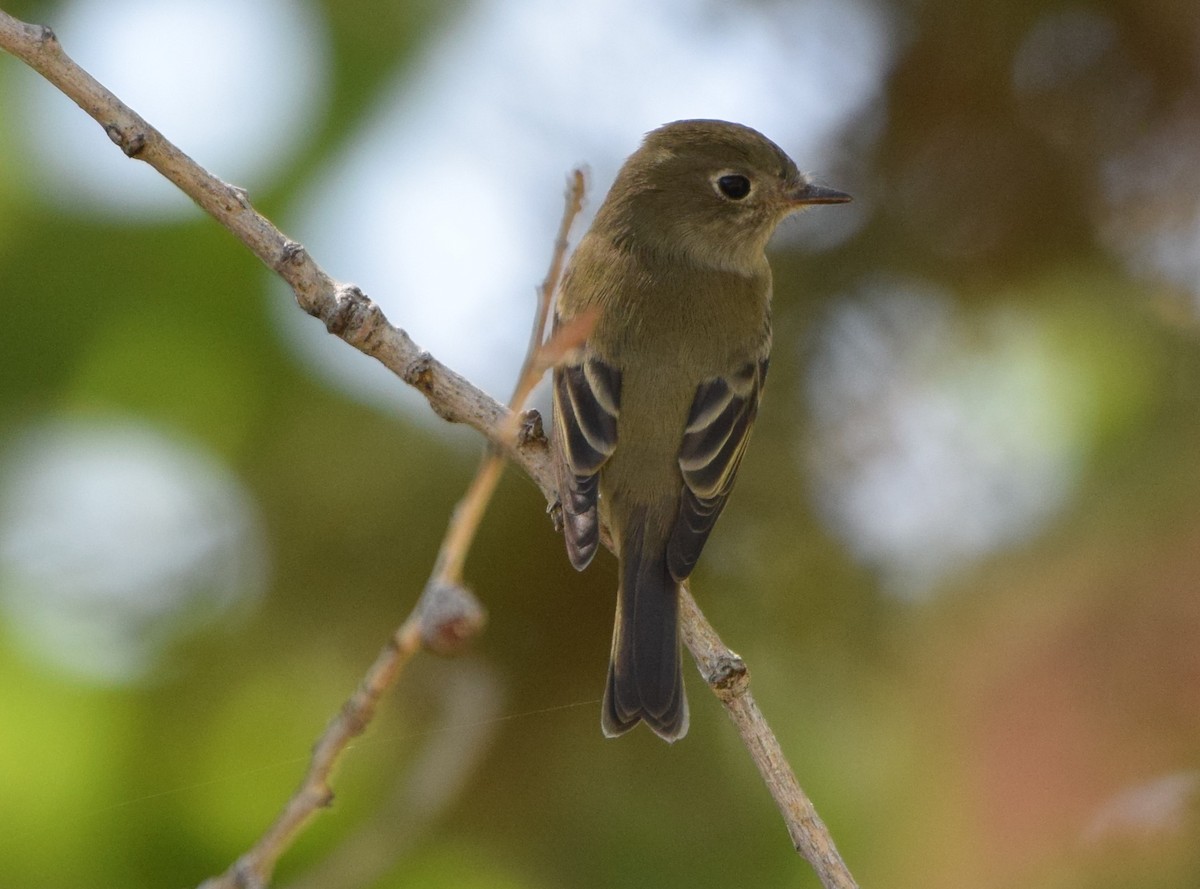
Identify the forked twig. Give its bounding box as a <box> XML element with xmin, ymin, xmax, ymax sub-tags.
<box><xmin>198</xmin><ymin>169</ymin><xmax>588</xmax><ymax>889</ymax></box>
<box><xmin>0</xmin><ymin>13</ymin><xmax>858</xmax><ymax>889</ymax></box>
<box><xmin>434</xmin><ymin>169</ymin><xmax>588</xmax><ymax>589</ymax></box>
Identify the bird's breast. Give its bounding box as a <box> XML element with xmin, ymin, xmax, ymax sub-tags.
<box><xmin>586</xmin><ymin>253</ymin><xmax>771</xmax><ymax>522</ymax></box>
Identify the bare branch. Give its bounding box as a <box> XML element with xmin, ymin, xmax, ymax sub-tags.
<box><xmin>523</xmin><ymin>168</ymin><xmax>588</xmax><ymax>398</ymax></box>
<box><xmin>195</xmin><ymin>618</ymin><xmax>423</xmax><ymax>889</ymax></box>
<box><xmin>0</xmin><ymin>12</ymin><xmax>858</xmax><ymax>889</ymax></box>
<box><xmin>199</xmin><ymin>163</ymin><xmax>587</xmax><ymax>889</ymax></box>
<box><xmin>195</xmin><ymin>163</ymin><xmax>587</xmax><ymax>889</ymax></box>
<box><xmin>281</xmin><ymin>662</ymin><xmax>505</xmax><ymax>889</ymax></box>
<box><xmin>0</xmin><ymin>12</ymin><xmax>555</xmax><ymax>502</ymax></box>
<box><xmin>435</xmin><ymin>171</ymin><xmax>589</xmax><ymax>587</ymax></box>
<box><xmin>679</xmin><ymin>586</ymin><xmax>858</xmax><ymax>887</ymax></box>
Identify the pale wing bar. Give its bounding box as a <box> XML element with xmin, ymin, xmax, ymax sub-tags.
<box><xmin>668</xmin><ymin>358</ymin><xmax>767</xmax><ymax>581</ymax></box>
<box><xmin>553</xmin><ymin>357</ymin><xmax>622</xmax><ymax>570</ymax></box>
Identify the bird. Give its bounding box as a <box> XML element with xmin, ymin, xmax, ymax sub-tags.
<box><xmin>551</xmin><ymin>119</ymin><xmax>850</xmax><ymax>741</ymax></box>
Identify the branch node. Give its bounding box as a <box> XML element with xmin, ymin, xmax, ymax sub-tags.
<box><xmin>416</xmin><ymin>579</ymin><xmax>487</xmax><ymax>656</ymax></box>
<box><xmin>517</xmin><ymin>409</ymin><xmax>546</xmax><ymax>449</ymax></box>
<box><xmin>281</xmin><ymin>239</ymin><xmax>307</xmax><ymax>266</ymax></box>
<box><xmin>314</xmin><ymin>786</ymin><xmax>335</xmax><ymax>810</ymax></box>
<box><xmin>337</xmin><ymin>697</ymin><xmax>370</xmax><ymax>738</ymax></box>
<box><xmin>707</xmin><ymin>650</ymin><xmax>750</xmax><ymax>694</ymax></box>
<box><xmin>226</xmin><ymin>182</ymin><xmax>251</xmax><ymax>208</ymax></box>
<box><xmin>105</xmin><ymin>124</ymin><xmax>146</xmax><ymax>157</ymax></box>
<box><xmin>404</xmin><ymin>351</ymin><xmax>435</xmax><ymax>394</ymax></box>
<box><xmin>323</xmin><ymin>284</ymin><xmax>367</xmax><ymax>337</ymax></box>
<box><xmin>33</xmin><ymin>23</ymin><xmax>57</xmax><ymax>47</ymax></box>
<box><xmin>232</xmin><ymin>860</ymin><xmax>265</xmax><ymax>889</ymax></box>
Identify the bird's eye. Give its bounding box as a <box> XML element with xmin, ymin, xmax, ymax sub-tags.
<box><xmin>715</xmin><ymin>174</ymin><xmax>752</xmax><ymax>200</ymax></box>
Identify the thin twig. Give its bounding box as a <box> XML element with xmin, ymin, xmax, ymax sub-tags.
<box><xmin>524</xmin><ymin>168</ymin><xmax>587</xmax><ymax>399</ymax></box>
<box><xmin>435</xmin><ymin>170</ymin><xmax>588</xmax><ymax>587</ymax></box>
<box><xmin>197</xmin><ymin>617</ymin><xmax>425</xmax><ymax>889</ymax></box>
<box><xmin>203</xmin><ymin>168</ymin><xmax>588</xmax><ymax>889</ymax></box>
<box><xmin>0</xmin><ymin>13</ymin><xmax>553</xmax><ymax>499</ymax></box>
<box><xmin>0</xmin><ymin>13</ymin><xmax>858</xmax><ymax>889</ymax></box>
<box><xmin>282</xmin><ymin>661</ymin><xmax>505</xmax><ymax>889</ymax></box>
<box><xmin>679</xmin><ymin>586</ymin><xmax>857</xmax><ymax>887</ymax></box>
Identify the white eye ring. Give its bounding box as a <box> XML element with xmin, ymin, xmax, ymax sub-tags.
<box><xmin>713</xmin><ymin>172</ymin><xmax>752</xmax><ymax>200</ymax></box>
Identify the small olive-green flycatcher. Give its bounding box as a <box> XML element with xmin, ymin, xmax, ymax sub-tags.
<box><xmin>552</xmin><ymin>119</ymin><xmax>850</xmax><ymax>741</ymax></box>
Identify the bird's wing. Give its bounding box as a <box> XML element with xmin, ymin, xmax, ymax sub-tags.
<box><xmin>667</xmin><ymin>357</ymin><xmax>768</xmax><ymax>581</ymax></box>
<box><xmin>553</xmin><ymin>354</ymin><xmax>622</xmax><ymax>570</ymax></box>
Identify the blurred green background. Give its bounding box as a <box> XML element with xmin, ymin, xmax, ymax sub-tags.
<box><xmin>2</xmin><ymin>0</ymin><xmax>1200</xmax><ymax>887</ymax></box>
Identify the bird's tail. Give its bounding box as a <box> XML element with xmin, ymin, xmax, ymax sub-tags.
<box><xmin>602</xmin><ymin>509</ymin><xmax>689</xmax><ymax>742</ymax></box>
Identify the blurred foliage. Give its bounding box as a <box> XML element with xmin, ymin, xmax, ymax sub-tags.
<box><xmin>2</xmin><ymin>1</ymin><xmax>1200</xmax><ymax>888</ymax></box>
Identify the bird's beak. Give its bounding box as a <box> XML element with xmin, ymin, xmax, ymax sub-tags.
<box><xmin>787</xmin><ymin>182</ymin><xmax>852</xmax><ymax>205</ymax></box>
